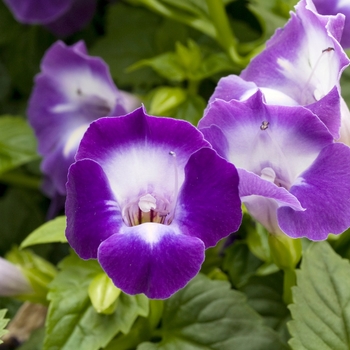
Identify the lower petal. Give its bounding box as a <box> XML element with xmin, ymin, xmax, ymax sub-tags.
<box><xmin>98</xmin><ymin>224</ymin><xmax>205</xmax><ymax>299</ymax></box>
<box><xmin>278</xmin><ymin>143</ymin><xmax>350</xmax><ymax>240</ymax></box>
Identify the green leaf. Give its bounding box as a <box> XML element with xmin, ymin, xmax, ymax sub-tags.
<box><xmin>0</xmin><ymin>116</ymin><xmax>39</xmax><ymax>175</ymax></box>
<box><xmin>129</xmin><ymin>53</ymin><xmax>186</xmax><ymax>82</ymax></box>
<box><xmin>138</xmin><ymin>274</ymin><xmax>288</xmax><ymax>350</ymax></box>
<box><xmin>105</xmin><ymin>300</ymin><xmax>164</xmax><ymax>350</ymax></box>
<box><xmin>20</xmin><ymin>216</ymin><xmax>67</xmax><ymax>249</ymax></box>
<box><xmin>288</xmin><ymin>241</ymin><xmax>350</xmax><ymax>350</ymax></box>
<box><xmin>240</xmin><ymin>272</ymin><xmax>291</xmax><ymax>345</ymax></box>
<box><xmin>223</xmin><ymin>241</ymin><xmax>263</xmax><ymax>288</ymax></box>
<box><xmin>44</xmin><ymin>253</ymin><xmax>149</xmax><ymax>350</ymax></box>
<box><xmin>147</xmin><ymin>87</ymin><xmax>187</xmax><ymax>116</ymax></box>
<box><xmin>0</xmin><ymin>309</ymin><xmax>9</xmax><ymax>344</ymax></box>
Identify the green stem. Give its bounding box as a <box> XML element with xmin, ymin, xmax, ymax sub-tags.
<box><xmin>283</xmin><ymin>267</ymin><xmax>296</xmax><ymax>305</ymax></box>
<box><xmin>128</xmin><ymin>0</ymin><xmax>216</xmax><ymax>38</ymax></box>
<box><xmin>205</xmin><ymin>0</ymin><xmax>243</xmax><ymax>66</ymax></box>
<box><xmin>187</xmin><ymin>79</ymin><xmax>199</xmax><ymax>95</ymax></box>
<box><xmin>0</xmin><ymin>172</ymin><xmax>41</xmax><ymax>190</ymax></box>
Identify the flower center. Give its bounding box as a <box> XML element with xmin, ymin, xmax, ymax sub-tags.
<box><xmin>121</xmin><ymin>151</ymin><xmax>179</xmax><ymax>227</ymax></box>
<box><xmin>77</xmin><ymin>89</ymin><xmax>113</xmax><ymax>116</ymax></box>
<box><xmin>300</xmin><ymin>47</ymin><xmax>334</xmax><ymax>104</ymax></box>
<box><xmin>260</xmin><ymin>167</ymin><xmax>290</xmax><ymax>188</ymax></box>
<box><xmin>122</xmin><ymin>193</ymin><xmax>173</xmax><ymax>226</ymax></box>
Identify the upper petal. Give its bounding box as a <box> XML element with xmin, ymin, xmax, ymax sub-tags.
<box><xmin>76</xmin><ymin>107</ymin><xmax>210</xmax><ymax>207</ymax></box>
<box><xmin>199</xmin><ymin>92</ymin><xmax>333</xmax><ymax>186</ymax></box>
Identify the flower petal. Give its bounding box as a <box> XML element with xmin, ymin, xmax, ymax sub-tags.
<box><xmin>278</xmin><ymin>143</ymin><xmax>350</xmax><ymax>240</ymax></box>
<box><xmin>175</xmin><ymin>147</ymin><xmax>242</xmax><ymax>248</ymax></box>
<box><xmin>98</xmin><ymin>225</ymin><xmax>205</xmax><ymax>299</ymax></box>
<box><xmin>3</xmin><ymin>0</ymin><xmax>72</xmax><ymax>23</ymax></box>
<box><xmin>44</xmin><ymin>0</ymin><xmax>97</xmax><ymax>37</ymax></box>
<box><xmin>238</xmin><ymin>168</ymin><xmax>303</xmax><ymax>233</ymax></box>
<box><xmin>66</xmin><ymin>159</ymin><xmax>122</xmax><ymax>259</ymax></box>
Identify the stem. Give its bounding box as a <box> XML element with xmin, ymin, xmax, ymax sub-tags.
<box><xmin>187</xmin><ymin>80</ymin><xmax>199</xmax><ymax>95</ymax></box>
<box><xmin>205</xmin><ymin>0</ymin><xmax>243</xmax><ymax>66</ymax></box>
<box><xmin>283</xmin><ymin>267</ymin><xmax>296</xmax><ymax>305</ymax></box>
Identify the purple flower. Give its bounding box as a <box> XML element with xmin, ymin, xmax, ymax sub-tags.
<box><xmin>28</xmin><ymin>40</ymin><xmax>140</xmax><ymax>198</ymax></box>
<box><xmin>3</xmin><ymin>0</ymin><xmax>97</xmax><ymax>36</ymax></box>
<box><xmin>208</xmin><ymin>0</ymin><xmax>349</xmax><ymax>140</ymax></box>
<box><xmin>199</xmin><ymin>91</ymin><xmax>350</xmax><ymax>241</ymax></box>
<box><xmin>0</xmin><ymin>258</ymin><xmax>33</xmax><ymax>297</ymax></box>
<box><xmin>312</xmin><ymin>0</ymin><xmax>350</xmax><ymax>48</ymax></box>
<box><xmin>65</xmin><ymin>107</ymin><xmax>242</xmax><ymax>299</ymax></box>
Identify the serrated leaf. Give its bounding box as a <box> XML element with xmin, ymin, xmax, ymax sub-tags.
<box><xmin>0</xmin><ymin>309</ymin><xmax>9</xmax><ymax>344</ymax></box>
<box><xmin>138</xmin><ymin>274</ymin><xmax>288</xmax><ymax>350</ymax></box>
<box><xmin>240</xmin><ymin>272</ymin><xmax>291</xmax><ymax>345</ymax></box>
<box><xmin>105</xmin><ymin>300</ymin><xmax>163</xmax><ymax>350</ymax></box>
<box><xmin>20</xmin><ymin>216</ymin><xmax>67</xmax><ymax>249</ymax></box>
<box><xmin>288</xmin><ymin>242</ymin><xmax>350</xmax><ymax>350</ymax></box>
<box><xmin>0</xmin><ymin>116</ymin><xmax>39</xmax><ymax>175</ymax></box>
<box><xmin>44</xmin><ymin>253</ymin><xmax>149</xmax><ymax>350</ymax></box>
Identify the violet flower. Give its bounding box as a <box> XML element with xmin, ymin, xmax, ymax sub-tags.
<box><xmin>0</xmin><ymin>258</ymin><xmax>33</xmax><ymax>297</ymax></box>
<box><xmin>3</xmin><ymin>0</ymin><xmax>97</xmax><ymax>37</ymax></box>
<box><xmin>28</xmin><ymin>40</ymin><xmax>140</xmax><ymax>198</ymax></box>
<box><xmin>312</xmin><ymin>0</ymin><xmax>350</xmax><ymax>49</ymax></box>
<box><xmin>208</xmin><ymin>0</ymin><xmax>349</xmax><ymax>140</ymax></box>
<box><xmin>65</xmin><ymin>107</ymin><xmax>242</xmax><ymax>299</ymax></box>
<box><xmin>199</xmin><ymin>91</ymin><xmax>350</xmax><ymax>241</ymax></box>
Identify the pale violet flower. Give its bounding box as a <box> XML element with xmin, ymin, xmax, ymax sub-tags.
<box><xmin>0</xmin><ymin>258</ymin><xmax>33</xmax><ymax>297</ymax></box>
<box><xmin>65</xmin><ymin>107</ymin><xmax>242</xmax><ymax>299</ymax></box>
<box><xmin>207</xmin><ymin>0</ymin><xmax>349</xmax><ymax>140</ymax></box>
<box><xmin>199</xmin><ymin>91</ymin><xmax>350</xmax><ymax>240</ymax></box>
<box><xmin>28</xmin><ymin>40</ymin><xmax>140</xmax><ymax>199</ymax></box>
<box><xmin>3</xmin><ymin>0</ymin><xmax>97</xmax><ymax>36</ymax></box>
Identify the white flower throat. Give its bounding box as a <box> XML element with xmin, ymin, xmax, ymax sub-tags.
<box><xmin>122</xmin><ymin>151</ymin><xmax>179</xmax><ymax>226</ymax></box>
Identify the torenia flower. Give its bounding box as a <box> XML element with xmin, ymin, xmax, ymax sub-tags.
<box><xmin>28</xmin><ymin>41</ymin><xmax>140</xmax><ymax>198</ymax></box>
<box><xmin>208</xmin><ymin>0</ymin><xmax>349</xmax><ymax>139</ymax></box>
<box><xmin>66</xmin><ymin>107</ymin><xmax>242</xmax><ymax>299</ymax></box>
<box><xmin>312</xmin><ymin>0</ymin><xmax>350</xmax><ymax>48</ymax></box>
<box><xmin>3</xmin><ymin>0</ymin><xmax>97</xmax><ymax>36</ymax></box>
<box><xmin>0</xmin><ymin>258</ymin><xmax>33</xmax><ymax>297</ymax></box>
<box><xmin>199</xmin><ymin>91</ymin><xmax>350</xmax><ymax>240</ymax></box>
